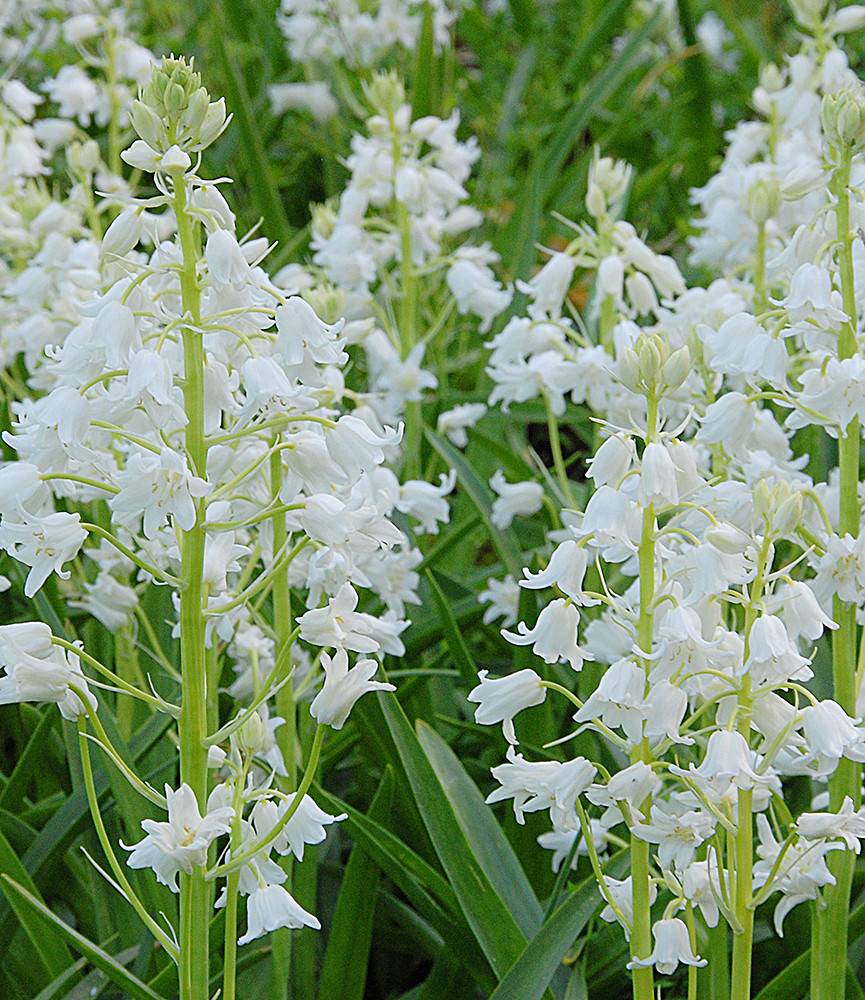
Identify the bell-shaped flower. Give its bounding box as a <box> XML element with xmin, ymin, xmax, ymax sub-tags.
<box><xmin>671</xmin><ymin>730</ymin><xmax>761</xmax><ymax>794</ymax></box>
<box><xmin>0</xmin><ymin>509</ymin><xmax>87</xmax><ymax>597</ymax></box>
<box><xmin>468</xmin><ymin>668</ymin><xmax>546</xmax><ymax>744</ymax></box>
<box><xmin>743</xmin><ymin>615</ymin><xmax>812</xmax><ymax>684</ymax></box>
<box><xmin>519</xmin><ymin>540</ymin><xmax>595</xmax><ymax>604</ymax></box>
<box><xmin>110</xmin><ymin>448</ymin><xmax>209</xmax><ymax>538</ymax></box>
<box><xmin>638</xmin><ymin>442</ymin><xmax>679</xmax><ymax>507</ymax></box>
<box><xmin>250</xmin><ymin>795</ymin><xmax>346</xmax><ymax>862</ymax></box>
<box><xmin>627</xmin><ymin>918</ymin><xmax>706</xmax><ymax>975</ymax></box>
<box><xmin>631</xmin><ymin>803</ymin><xmax>715</xmax><ymax>871</ymax></box>
<box><xmin>599</xmin><ymin>875</ymin><xmax>657</xmax><ymax>938</ymax></box>
<box><xmin>309</xmin><ymin>647</ymin><xmax>395</xmax><ymax>729</ymax></box>
<box><xmin>124</xmin><ymin>784</ymin><xmax>234</xmax><ymax>892</ymax></box>
<box><xmin>574</xmin><ymin>658</ymin><xmax>647</xmax><ymax>746</ymax></box>
<box><xmin>489</xmin><ymin>470</ymin><xmax>544</xmax><ymax>529</ymax></box>
<box><xmin>796</xmin><ymin>796</ymin><xmax>865</xmax><ymax>853</ymax></box>
<box><xmin>502</xmin><ymin>598</ymin><xmax>587</xmax><ymax>671</ymax></box>
<box><xmin>801</xmin><ymin>700</ymin><xmax>865</xmax><ymax>763</ymax></box>
<box><xmin>486</xmin><ymin>746</ymin><xmax>595</xmax><ymax>829</ymax></box>
<box><xmin>238</xmin><ymin>885</ymin><xmax>320</xmax><ymax>945</ymax></box>
<box><xmin>0</xmin><ymin>623</ymin><xmax>97</xmax><ymax>720</ymax></box>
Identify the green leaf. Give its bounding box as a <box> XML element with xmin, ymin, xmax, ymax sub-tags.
<box><xmin>424</xmin><ymin>571</ymin><xmax>479</xmax><ymax>688</ymax></box>
<box><xmin>30</xmin><ymin>958</ymin><xmax>87</xmax><ymax>1000</ymax></box>
<box><xmin>212</xmin><ymin>2</ymin><xmax>295</xmax><ymax>248</ymax></box>
<box><xmin>411</xmin><ymin>3</ymin><xmax>437</xmax><ymax>118</ymax></box>
<box><xmin>508</xmin><ymin>7</ymin><xmax>662</xmax><ymax>277</ymax></box>
<box><xmin>489</xmin><ymin>854</ymin><xmax>629</xmax><ymax>1000</ymax></box>
<box><xmin>379</xmin><ymin>694</ymin><xmax>529</xmax><ymax>979</ymax></box>
<box><xmin>415</xmin><ymin>721</ymin><xmax>543</xmax><ymax>937</ymax></box>
<box><xmin>317</xmin><ymin>768</ymin><xmax>394</xmax><ymax>1000</ymax></box>
<box><xmin>754</xmin><ymin>894</ymin><xmax>865</xmax><ymax>1000</ymax></box>
<box><xmin>425</xmin><ymin>427</ymin><xmax>523</xmax><ymax>577</ymax></box>
<box><xmin>0</xmin><ymin>877</ymin><xmax>165</xmax><ymax>1000</ymax></box>
<box><xmin>0</xmin><ymin>708</ymin><xmax>58</xmax><ymax>810</ymax></box>
<box><xmin>0</xmin><ymin>831</ymin><xmax>73</xmax><ymax>986</ymax></box>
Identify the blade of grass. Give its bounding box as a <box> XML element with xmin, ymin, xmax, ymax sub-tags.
<box><xmin>0</xmin><ymin>877</ymin><xmax>164</xmax><ymax>1000</ymax></box>
<box><xmin>317</xmin><ymin>768</ymin><xmax>394</xmax><ymax>1000</ymax></box>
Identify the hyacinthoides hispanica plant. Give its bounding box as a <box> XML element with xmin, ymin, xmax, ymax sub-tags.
<box><xmin>304</xmin><ymin>70</ymin><xmax>511</xmax><ymax>483</ymax></box>
<box><xmin>0</xmin><ymin>56</ymin><xmax>425</xmax><ymax>999</ymax></box>
<box><xmin>467</xmin><ymin>55</ymin><xmax>865</xmax><ymax>994</ymax></box>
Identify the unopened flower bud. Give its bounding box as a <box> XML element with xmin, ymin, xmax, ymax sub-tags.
<box><xmin>789</xmin><ymin>0</ymin><xmax>828</xmax><ymax>29</ymax></box>
<box><xmin>364</xmin><ymin>71</ymin><xmax>405</xmax><ymax>116</ymax></box>
<box><xmin>196</xmin><ymin>98</ymin><xmax>227</xmax><ymax>150</ymax></box>
<box><xmin>822</xmin><ymin>86</ymin><xmax>865</xmax><ymax>152</ymax></box>
<box><xmin>774</xmin><ymin>491</ymin><xmax>803</xmax><ymax>537</ymax></box>
<box><xmin>101</xmin><ymin>207</ymin><xmax>142</xmax><ymax>258</ymax></box>
<box><xmin>303</xmin><ymin>285</ymin><xmax>345</xmax><ymax>325</ymax></box>
<box><xmin>129</xmin><ymin>99</ymin><xmax>164</xmax><ymax>149</ymax></box>
<box><xmin>759</xmin><ymin>62</ymin><xmax>784</xmax><ymax>94</ymax></box>
<box><xmin>745</xmin><ymin>178</ymin><xmax>780</xmax><ymax>224</ymax></box>
<box><xmin>237</xmin><ymin>710</ymin><xmax>266</xmax><ymax>756</ymax></box>
<box><xmin>661</xmin><ymin>345</ymin><xmax>691</xmax><ymax>393</ymax></box>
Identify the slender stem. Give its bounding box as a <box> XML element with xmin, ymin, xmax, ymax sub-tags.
<box><xmin>221</xmin><ymin>761</ymin><xmax>249</xmax><ymax>1000</ymax></box>
<box><xmin>814</xmin><ymin>145</ymin><xmax>861</xmax><ymax>1000</ymax></box>
<box><xmin>544</xmin><ymin>393</ymin><xmax>576</xmax><ymax>505</ymax></box>
<box><xmin>391</xmin><ymin>111</ymin><xmax>421</xmax><ymax>481</ymax></box>
<box><xmin>173</xmin><ymin>168</ymin><xmax>211</xmax><ymax>1000</ymax></box>
<box><xmin>707</xmin><ymin>920</ymin><xmax>730</xmax><ymax>1000</ymax></box>
<box><xmin>730</xmin><ymin>535</ymin><xmax>770</xmax><ymax>1000</ymax></box>
<box><xmin>208</xmin><ymin>726</ymin><xmax>325</xmax><ymax>879</ymax></box>
<box><xmin>269</xmin><ymin>447</ymin><xmax>296</xmax><ymax>991</ymax></box>
<box><xmin>630</xmin><ymin>388</ymin><xmax>657</xmax><ymax>1000</ymax></box>
<box><xmin>76</xmin><ymin>719</ymin><xmax>179</xmax><ymax>960</ymax></box>
<box><xmin>753</xmin><ymin>222</ymin><xmax>767</xmax><ymax>314</ymax></box>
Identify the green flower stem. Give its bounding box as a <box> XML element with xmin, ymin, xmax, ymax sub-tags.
<box><xmin>730</xmin><ymin>534</ymin><xmax>770</xmax><ymax>1000</ymax></box>
<box><xmin>753</xmin><ymin>222</ymin><xmax>767</xmax><ymax>314</ymax></box>
<box><xmin>173</xmin><ymin>167</ymin><xmax>211</xmax><ymax>1000</ymax></box>
<box><xmin>813</xmin><ymin>145</ymin><xmax>862</xmax><ymax>1000</ymax></box>
<box><xmin>706</xmin><ymin>920</ymin><xmax>730</xmax><ymax>1000</ymax></box>
<box><xmin>76</xmin><ymin>717</ymin><xmax>179</xmax><ymax>961</ymax></box>
<box><xmin>390</xmin><ymin>110</ymin><xmax>421</xmax><ymax>482</ymax></box>
<box><xmin>269</xmin><ymin>447</ymin><xmax>297</xmax><ymax>994</ymax></box>
<box><xmin>221</xmin><ymin>760</ymin><xmax>249</xmax><ymax>1000</ymax></box>
<box><xmin>208</xmin><ymin>726</ymin><xmax>325</xmax><ymax>879</ymax></box>
<box><xmin>631</xmin><ymin>388</ymin><xmax>658</xmax><ymax>1000</ymax></box>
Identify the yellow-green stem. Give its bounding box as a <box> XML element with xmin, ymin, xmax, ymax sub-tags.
<box><xmin>173</xmin><ymin>169</ymin><xmax>211</xmax><ymax>1000</ymax></box>
<box><xmin>269</xmin><ymin>448</ymin><xmax>296</xmax><ymax>997</ymax></box>
<box><xmin>753</xmin><ymin>223</ymin><xmax>767</xmax><ymax>314</ymax></box>
<box><xmin>813</xmin><ymin>144</ymin><xmax>861</xmax><ymax>1000</ymax></box>
<box><xmin>631</xmin><ymin>389</ymin><xmax>657</xmax><ymax>1000</ymax></box>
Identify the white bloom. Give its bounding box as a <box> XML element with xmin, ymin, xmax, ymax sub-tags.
<box><xmin>489</xmin><ymin>470</ymin><xmax>544</xmax><ymax>529</ymax></box>
<box><xmin>310</xmin><ymin>647</ymin><xmax>395</xmax><ymax>729</ymax></box>
<box><xmin>251</xmin><ymin>795</ymin><xmax>346</xmax><ymax>862</ymax></box>
<box><xmin>519</xmin><ymin>540</ymin><xmax>593</xmax><ymax>604</ymax></box>
<box><xmin>436</xmin><ymin>403</ymin><xmax>486</xmax><ymax>447</ymax></box>
<box><xmin>468</xmin><ymin>668</ymin><xmax>546</xmax><ymax>743</ymax></box>
<box><xmin>0</xmin><ymin>510</ymin><xmax>88</xmax><ymax>597</ymax></box>
<box><xmin>125</xmin><ymin>785</ymin><xmax>234</xmax><ymax>892</ymax></box>
<box><xmin>502</xmin><ymin>599</ymin><xmax>586</xmax><ymax>670</ymax></box>
<box><xmin>239</xmin><ymin>885</ymin><xmax>320</xmax><ymax>945</ymax></box>
<box><xmin>628</xmin><ymin>918</ymin><xmax>706</xmax><ymax>974</ymax></box>
<box><xmin>110</xmin><ymin>449</ymin><xmax>209</xmax><ymax>538</ymax></box>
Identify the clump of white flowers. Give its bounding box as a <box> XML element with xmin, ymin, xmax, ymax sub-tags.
<box><xmin>470</xmin><ymin>6</ymin><xmax>865</xmax><ymax>1000</ymax></box>
<box><xmin>0</xmin><ymin>56</ymin><xmax>416</xmax><ymax>1000</ymax></box>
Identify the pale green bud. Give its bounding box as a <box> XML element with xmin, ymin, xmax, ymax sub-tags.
<box><xmin>303</xmin><ymin>284</ymin><xmax>345</xmax><ymax>325</ymax></box>
<box><xmin>789</xmin><ymin>0</ymin><xmax>828</xmax><ymax>29</ymax></box>
<box><xmin>237</xmin><ymin>710</ymin><xmax>265</xmax><ymax>756</ymax></box>
<box><xmin>310</xmin><ymin>200</ymin><xmax>337</xmax><ymax>241</ymax></box>
<box><xmin>745</xmin><ymin>178</ymin><xmax>780</xmax><ymax>224</ymax></box>
<box><xmin>129</xmin><ymin>99</ymin><xmax>164</xmax><ymax>149</ymax></box>
<box><xmin>364</xmin><ymin>71</ymin><xmax>405</xmax><ymax>116</ymax></box>
<box><xmin>195</xmin><ymin>98</ymin><xmax>228</xmax><ymax>150</ymax></box>
<box><xmin>822</xmin><ymin>86</ymin><xmax>865</xmax><ymax>152</ymax></box>
<box><xmin>617</xmin><ymin>347</ymin><xmax>641</xmax><ymax>394</ymax></box>
<box><xmin>661</xmin><ymin>345</ymin><xmax>691</xmax><ymax>394</ymax></box>
<box><xmin>759</xmin><ymin>62</ymin><xmax>784</xmax><ymax>94</ymax></box>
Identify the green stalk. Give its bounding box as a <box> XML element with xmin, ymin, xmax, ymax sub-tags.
<box><xmin>390</xmin><ymin>111</ymin><xmax>421</xmax><ymax>481</ymax></box>
<box><xmin>269</xmin><ymin>447</ymin><xmax>296</xmax><ymax>999</ymax></box>
<box><xmin>812</xmin><ymin>146</ymin><xmax>861</xmax><ymax>1000</ymax></box>
<box><xmin>730</xmin><ymin>536</ymin><xmax>770</xmax><ymax>1000</ymax></box>
<box><xmin>173</xmin><ymin>169</ymin><xmax>211</xmax><ymax>1000</ymax></box>
<box><xmin>630</xmin><ymin>388</ymin><xmax>657</xmax><ymax>1000</ymax></box>
<box><xmin>753</xmin><ymin>222</ymin><xmax>767</xmax><ymax>315</ymax></box>
<box><xmin>222</xmin><ymin>761</ymin><xmax>249</xmax><ymax>1000</ymax></box>
<box><xmin>707</xmin><ymin>921</ymin><xmax>730</xmax><ymax>1000</ymax></box>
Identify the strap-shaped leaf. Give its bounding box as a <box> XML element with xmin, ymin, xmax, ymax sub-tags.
<box><xmin>0</xmin><ymin>876</ymin><xmax>165</xmax><ymax>1000</ymax></box>
<box><xmin>489</xmin><ymin>853</ymin><xmax>629</xmax><ymax>1000</ymax></box>
<box><xmin>416</xmin><ymin>720</ymin><xmax>544</xmax><ymax>937</ymax></box>
<box><xmin>379</xmin><ymin>694</ymin><xmax>530</xmax><ymax>980</ymax></box>
<box><xmin>317</xmin><ymin>768</ymin><xmax>394</xmax><ymax>1000</ymax></box>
